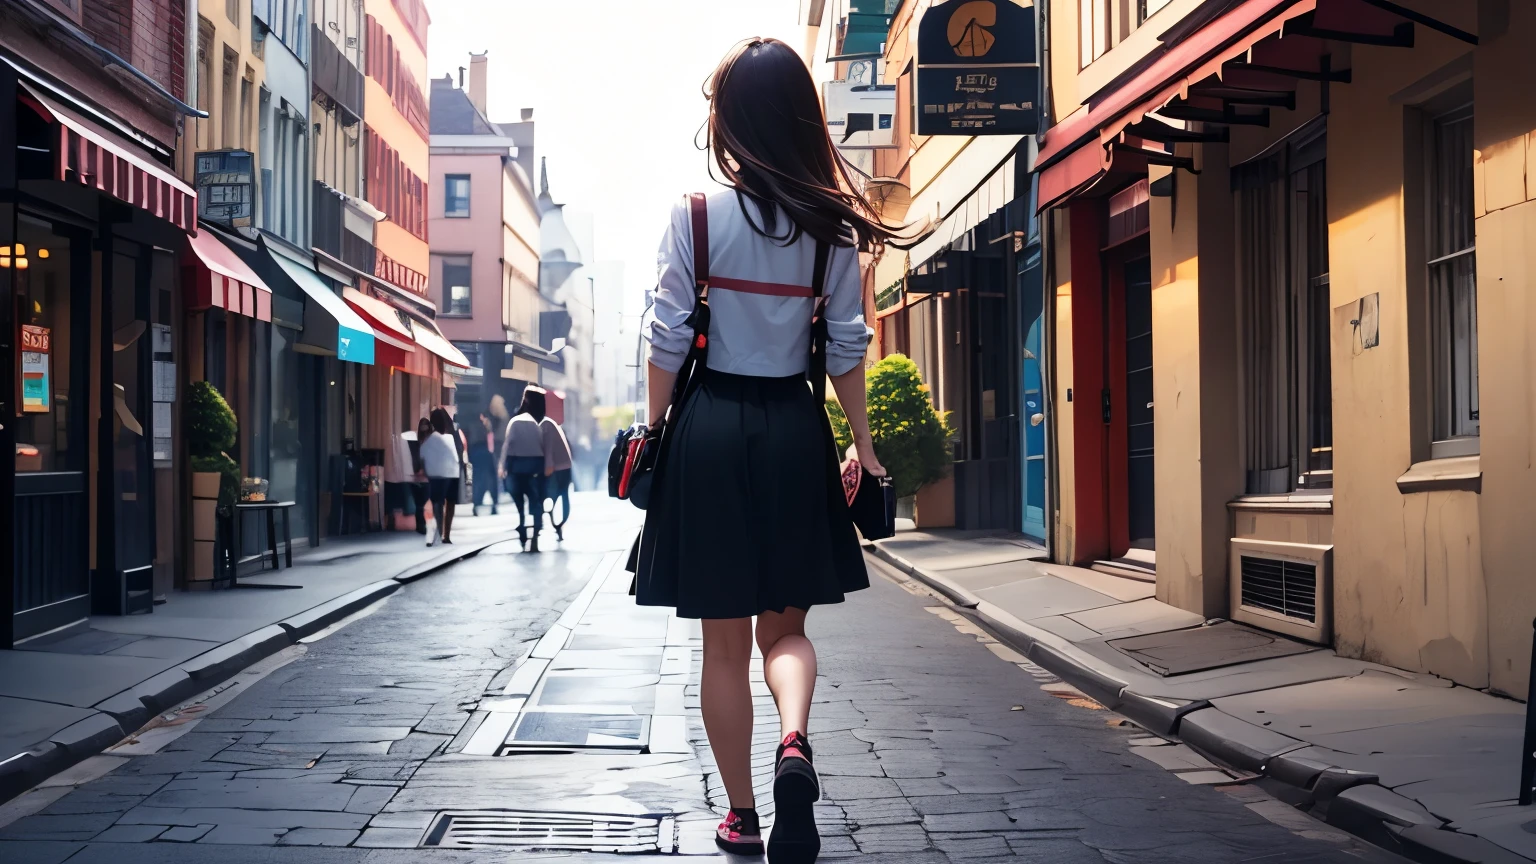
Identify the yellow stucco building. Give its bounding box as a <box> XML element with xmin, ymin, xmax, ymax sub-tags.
<box><xmin>1040</xmin><ymin>0</ymin><xmax>1536</xmax><ymax>697</ymax></box>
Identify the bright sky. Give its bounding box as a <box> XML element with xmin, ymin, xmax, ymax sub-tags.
<box><xmin>426</xmin><ymin>0</ymin><xmax>810</xmax><ymax>321</ymax></box>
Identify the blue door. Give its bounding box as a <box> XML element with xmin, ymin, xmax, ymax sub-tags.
<box><xmin>1018</xmin><ymin>249</ymin><xmax>1046</xmax><ymax>542</ymax></box>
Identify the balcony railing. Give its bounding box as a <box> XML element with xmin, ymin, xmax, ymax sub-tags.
<box><xmin>311</xmin><ymin>25</ymin><xmax>364</xmax><ymax>121</ymax></box>
<box><xmin>314</xmin><ymin>181</ymin><xmax>375</xmax><ymax>275</ymax></box>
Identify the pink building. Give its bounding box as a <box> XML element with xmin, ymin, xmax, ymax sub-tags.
<box><xmin>428</xmin><ymin>55</ymin><xmax>549</xmax><ymax>418</ymax></box>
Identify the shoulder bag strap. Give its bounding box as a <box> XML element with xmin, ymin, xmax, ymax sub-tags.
<box><xmin>660</xmin><ymin>194</ymin><xmax>712</xmax><ymax>424</ymax></box>
<box><xmin>808</xmin><ymin>240</ymin><xmax>831</xmax><ymax>405</ymax></box>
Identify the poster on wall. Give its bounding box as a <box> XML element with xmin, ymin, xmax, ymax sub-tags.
<box><xmin>824</xmin><ymin>59</ymin><xmax>897</xmax><ymax>149</ymax></box>
<box><xmin>917</xmin><ymin>0</ymin><xmax>1040</xmax><ymax>136</ymax></box>
<box><xmin>20</xmin><ymin>325</ymin><xmax>50</xmax><ymax>413</ymax></box>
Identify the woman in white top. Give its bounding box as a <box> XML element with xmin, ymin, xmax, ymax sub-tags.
<box><xmin>630</xmin><ymin>38</ymin><xmax>895</xmax><ymax>862</ymax></box>
<box><xmin>420</xmin><ymin>407</ymin><xmax>461</xmax><ymax>547</ymax></box>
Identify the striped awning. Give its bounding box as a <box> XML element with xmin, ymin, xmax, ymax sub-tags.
<box><xmin>19</xmin><ymin>83</ymin><xmax>197</xmax><ymax>233</ymax></box>
<box><xmin>185</xmin><ymin>228</ymin><xmax>272</xmax><ymax>321</ymax></box>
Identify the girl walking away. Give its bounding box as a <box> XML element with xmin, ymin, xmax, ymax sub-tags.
<box><xmin>541</xmin><ymin>414</ymin><xmax>574</xmax><ymax>541</ymax></box>
<box><xmin>500</xmin><ymin>387</ymin><xmax>556</xmax><ymax>552</ymax></box>
<box><xmin>421</xmin><ymin>408</ymin><xmax>461</xmax><ymax>547</ymax></box>
<box><xmin>631</xmin><ymin>38</ymin><xmax>897</xmax><ymax>863</ymax></box>
<box><xmin>469</xmin><ymin>413</ymin><xmax>499</xmax><ymax>516</ymax></box>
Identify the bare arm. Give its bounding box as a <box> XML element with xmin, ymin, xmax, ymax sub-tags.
<box><xmin>829</xmin><ymin>366</ymin><xmax>886</xmax><ymax>476</ymax></box>
<box><xmin>647</xmin><ymin>362</ymin><xmax>678</xmax><ymax>429</ymax></box>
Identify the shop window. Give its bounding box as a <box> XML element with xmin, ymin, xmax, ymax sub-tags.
<box><xmin>1425</xmin><ymin>103</ymin><xmax>1478</xmax><ymax>456</ymax></box>
<box><xmin>11</xmin><ymin>216</ymin><xmax>75</xmax><ymax>473</ymax></box>
<box><xmin>1233</xmin><ymin>123</ymin><xmax>1332</xmax><ymax>494</ymax></box>
<box><xmin>445</xmin><ymin>175</ymin><xmax>470</xmax><ymax>217</ymax></box>
<box><xmin>440</xmin><ymin>255</ymin><xmax>472</xmax><ymax>316</ymax></box>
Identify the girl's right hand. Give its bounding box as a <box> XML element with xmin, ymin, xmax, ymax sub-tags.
<box><xmin>855</xmin><ymin>439</ymin><xmax>887</xmax><ymax>477</ymax></box>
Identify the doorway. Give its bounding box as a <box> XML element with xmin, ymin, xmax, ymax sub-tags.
<box><xmin>1123</xmin><ymin>256</ymin><xmax>1154</xmax><ymax>548</ymax></box>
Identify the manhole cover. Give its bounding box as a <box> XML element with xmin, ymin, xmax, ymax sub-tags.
<box><xmin>505</xmin><ymin>711</ymin><xmax>649</xmax><ymax>751</ymax></box>
<box><xmin>421</xmin><ymin>809</ymin><xmax>672</xmax><ymax>852</ymax></box>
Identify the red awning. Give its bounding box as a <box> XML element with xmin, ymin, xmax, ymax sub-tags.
<box><xmin>1034</xmin><ymin>0</ymin><xmax>1476</xmax><ymax>212</ymax></box>
<box><xmin>185</xmin><ymin>229</ymin><xmax>272</xmax><ymax>321</ymax></box>
<box><xmin>19</xmin><ymin>83</ymin><xmax>197</xmax><ymax>233</ymax></box>
<box><xmin>342</xmin><ymin>286</ymin><xmax>442</xmax><ymax>377</ymax></box>
<box><xmin>408</xmin><ymin>317</ymin><xmax>472</xmax><ymax>370</ymax></box>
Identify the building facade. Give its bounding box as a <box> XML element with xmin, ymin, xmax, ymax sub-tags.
<box><xmin>428</xmin><ymin>56</ymin><xmax>549</xmax><ymax>425</ymax></box>
<box><xmin>1037</xmin><ymin>0</ymin><xmax>1536</xmax><ymax>697</ymax></box>
<box><xmin>814</xmin><ymin>0</ymin><xmax>1047</xmax><ymax>536</ymax></box>
<box><xmin>1</xmin><ymin>0</ymin><xmax>200</xmax><ymax>643</ymax></box>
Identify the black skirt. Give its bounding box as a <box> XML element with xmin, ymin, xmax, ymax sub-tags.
<box><xmin>633</xmin><ymin>368</ymin><xmax>869</xmax><ymax>619</ymax></box>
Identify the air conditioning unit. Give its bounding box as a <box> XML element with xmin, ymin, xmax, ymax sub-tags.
<box><xmin>1228</xmin><ymin>538</ymin><xmax>1332</xmax><ymax>644</ymax></box>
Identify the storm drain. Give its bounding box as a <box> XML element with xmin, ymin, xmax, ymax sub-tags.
<box><xmin>421</xmin><ymin>809</ymin><xmax>672</xmax><ymax>853</ymax></box>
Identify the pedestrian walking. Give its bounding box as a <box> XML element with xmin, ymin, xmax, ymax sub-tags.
<box><xmin>629</xmin><ymin>38</ymin><xmax>895</xmax><ymax>864</ymax></box>
<box><xmin>500</xmin><ymin>387</ymin><xmax>556</xmax><ymax>553</ymax></box>
<box><xmin>488</xmin><ymin>393</ymin><xmax>511</xmax><ymax>507</ymax></box>
<box><xmin>407</xmin><ymin>417</ymin><xmax>431</xmax><ymax>535</ymax></box>
<box><xmin>469</xmin><ymin>413</ymin><xmax>500</xmax><ymax>516</ymax></box>
<box><xmin>421</xmin><ymin>408</ymin><xmax>461</xmax><ymax>547</ymax></box>
<box><xmin>541</xmin><ymin>415</ymin><xmax>574</xmax><ymax>541</ymax></box>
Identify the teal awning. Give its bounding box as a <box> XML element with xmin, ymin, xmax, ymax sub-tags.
<box><xmin>265</xmin><ymin>249</ymin><xmax>376</xmax><ymax>365</ymax></box>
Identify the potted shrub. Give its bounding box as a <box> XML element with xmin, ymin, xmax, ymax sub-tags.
<box><xmin>828</xmin><ymin>354</ymin><xmax>952</xmax><ymax>524</ymax></box>
<box><xmin>185</xmin><ymin>381</ymin><xmax>239</xmax><ymax>580</ymax></box>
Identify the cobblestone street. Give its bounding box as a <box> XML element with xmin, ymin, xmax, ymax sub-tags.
<box><xmin>0</xmin><ymin>500</ymin><xmax>1403</xmax><ymax>862</ymax></box>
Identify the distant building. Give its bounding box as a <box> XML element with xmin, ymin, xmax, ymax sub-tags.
<box><xmin>428</xmin><ymin>54</ymin><xmax>551</xmax><ymax>423</ymax></box>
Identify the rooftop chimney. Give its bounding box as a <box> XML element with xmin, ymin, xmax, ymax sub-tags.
<box><xmin>469</xmin><ymin>52</ymin><xmax>488</xmax><ymax>116</ymax></box>
<box><xmin>521</xmin><ymin>108</ymin><xmax>534</xmax><ymax>122</ymax></box>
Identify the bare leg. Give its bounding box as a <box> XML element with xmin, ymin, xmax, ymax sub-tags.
<box><xmin>755</xmin><ymin>608</ymin><xmax>815</xmax><ymax>740</ymax></box>
<box><xmin>701</xmin><ymin>617</ymin><xmax>755</xmax><ymax>810</ymax></box>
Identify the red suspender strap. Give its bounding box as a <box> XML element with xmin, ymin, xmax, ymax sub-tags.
<box><xmin>688</xmin><ymin>193</ymin><xmax>710</xmax><ymax>291</ymax></box>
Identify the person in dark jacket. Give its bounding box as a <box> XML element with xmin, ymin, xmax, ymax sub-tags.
<box><xmin>407</xmin><ymin>417</ymin><xmax>431</xmax><ymax>535</ymax></box>
<box><xmin>468</xmin><ymin>413</ymin><xmax>499</xmax><ymax>515</ymax></box>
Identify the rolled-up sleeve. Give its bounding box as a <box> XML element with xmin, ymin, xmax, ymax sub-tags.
<box><xmin>645</xmin><ymin>200</ymin><xmax>695</xmax><ymax>374</ymax></box>
<box><xmin>823</xmin><ymin>244</ymin><xmax>873</xmax><ymax>376</ymax></box>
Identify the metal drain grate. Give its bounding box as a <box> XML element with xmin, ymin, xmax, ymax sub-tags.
<box><xmin>421</xmin><ymin>809</ymin><xmax>672</xmax><ymax>853</ymax></box>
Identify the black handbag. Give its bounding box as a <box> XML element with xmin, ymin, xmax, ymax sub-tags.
<box><xmin>608</xmin><ymin>192</ymin><xmax>713</xmax><ymax>510</ymax></box>
<box><xmin>841</xmin><ymin>459</ymin><xmax>896</xmax><ymax>540</ymax></box>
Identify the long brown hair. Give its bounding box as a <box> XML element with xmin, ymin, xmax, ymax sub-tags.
<box><xmin>705</xmin><ymin>37</ymin><xmax>910</xmax><ymax>253</ymax></box>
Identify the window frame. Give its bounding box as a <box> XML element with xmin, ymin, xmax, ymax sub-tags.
<box><xmin>444</xmin><ymin>174</ymin><xmax>471</xmax><ymax>218</ymax></box>
<box><xmin>439</xmin><ymin>254</ymin><xmax>473</xmax><ymax>317</ymax></box>
<box><xmin>1232</xmin><ymin>121</ymin><xmax>1333</xmax><ymax>494</ymax></box>
<box><xmin>1423</xmin><ymin>100</ymin><xmax>1479</xmax><ymax>458</ymax></box>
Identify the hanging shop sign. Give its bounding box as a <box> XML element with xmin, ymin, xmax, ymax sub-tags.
<box><xmin>196</xmin><ymin>149</ymin><xmax>255</xmax><ymax>228</ymax></box>
<box><xmin>917</xmin><ymin>0</ymin><xmax>1040</xmax><ymax>136</ymax></box>
<box><xmin>20</xmin><ymin>325</ymin><xmax>50</xmax><ymax>413</ymax></box>
<box><xmin>825</xmin><ymin>59</ymin><xmax>897</xmax><ymax>149</ymax></box>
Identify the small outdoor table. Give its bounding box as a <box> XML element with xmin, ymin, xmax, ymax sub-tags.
<box><xmin>232</xmin><ymin>501</ymin><xmax>298</xmax><ymax>587</ymax></box>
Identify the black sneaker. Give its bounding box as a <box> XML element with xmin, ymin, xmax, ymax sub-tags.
<box><xmin>714</xmin><ymin>808</ymin><xmax>763</xmax><ymax>855</ymax></box>
<box><xmin>769</xmin><ymin>731</ymin><xmax>819</xmax><ymax>863</ymax></box>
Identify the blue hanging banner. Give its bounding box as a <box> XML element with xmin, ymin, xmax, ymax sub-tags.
<box><xmin>917</xmin><ymin>0</ymin><xmax>1040</xmax><ymax>136</ymax></box>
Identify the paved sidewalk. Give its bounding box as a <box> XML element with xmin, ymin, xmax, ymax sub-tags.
<box><xmin>0</xmin><ymin>512</ymin><xmax>520</xmax><ymax>803</ymax></box>
<box><xmin>873</xmin><ymin>530</ymin><xmax>1533</xmax><ymax>864</ymax></box>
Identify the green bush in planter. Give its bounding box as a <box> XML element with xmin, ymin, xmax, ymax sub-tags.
<box><xmin>827</xmin><ymin>354</ymin><xmax>952</xmax><ymax>500</ymax></box>
<box><xmin>185</xmin><ymin>380</ymin><xmax>239</xmax><ymax>509</ymax></box>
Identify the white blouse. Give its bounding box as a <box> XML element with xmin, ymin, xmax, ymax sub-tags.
<box><xmin>645</xmin><ymin>191</ymin><xmax>872</xmax><ymax>378</ymax></box>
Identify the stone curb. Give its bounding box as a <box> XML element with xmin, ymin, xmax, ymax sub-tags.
<box><xmin>867</xmin><ymin>543</ymin><xmax>982</xmax><ymax>608</ymax></box>
<box><xmin>867</xmin><ymin>542</ymin><xmax>1536</xmax><ymax>864</ymax></box>
<box><xmin>276</xmin><ymin>580</ymin><xmax>402</xmax><ymax>641</ymax></box>
<box><xmin>0</xmin><ymin>535</ymin><xmax>500</xmax><ymax>806</ymax></box>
